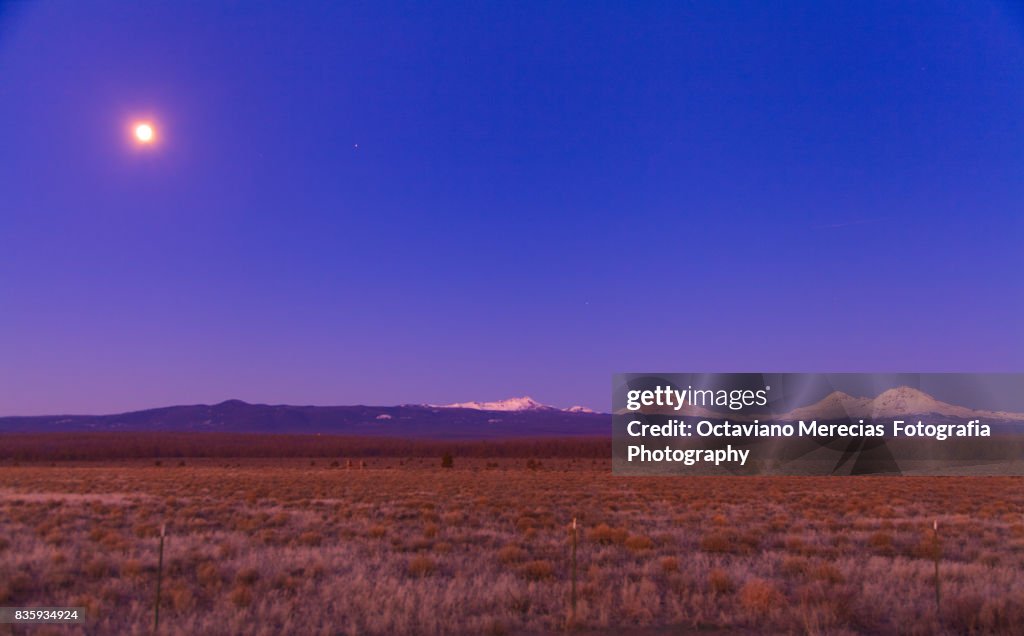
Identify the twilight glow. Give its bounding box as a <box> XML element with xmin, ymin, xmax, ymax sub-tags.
<box><xmin>1</xmin><ymin>2</ymin><xmax>1022</xmax><ymax>415</ymax></box>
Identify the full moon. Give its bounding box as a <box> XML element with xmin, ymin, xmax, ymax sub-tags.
<box><xmin>134</xmin><ymin>123</ymin><xmax>155</xmax><ymax>143</ymax></box>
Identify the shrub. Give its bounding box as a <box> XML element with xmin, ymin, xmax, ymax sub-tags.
<box><xmin>498</xmin><ymin>544</ymin><xmax>527</xmax><ymax>564</ymax></box>
<box><xmin>433</xmin><ymin>541</ymin><xmax>452</xmax><ymax>554</ymax></box>
<box><xmin>408</xmin><ymin>555</ymin><xmax>437</xmax><ymax>577</ymax></box>
<box><xmin>520</xmin><ymin>560</ymin><xmax>555</xmax><ymax>581</ymax></box>
<box><xmin>304</xmin><ymin>561</ymin><xmax>325</xmax><ymax>579</ymax></box>
<box><xmin>168</xmin><ymin>583</ymin><xmax>194</xmax><ymax>611</ymax></box>
<box><xmin>700</xmin><ymin>531</ymin><xmax>734</xmax><ymax>553</ymax></box>
<box><xmin>912</xmin><ymin>533</ymin><xmax>941</xmax><ymax>560</ymax></box>
<box><xmin>235</xmin><ymin>567</ymin><xmax>260</xmax><ymax>585</ymax></box>
<box><xmin>272</xmin><ymin>574</ymin><xmax>299</xmax><ymax>592</ymax></box>
<box><xmin>739</xmin><ymin>578</ymin><xmax>783</xmax><ymax>616</ymax></box>
<box><xmin>229</xmin><ymin>584</ymin><xmax>253</xmax><ymax>608</ymax></box>
<box><xmin>867</xmin><ymin>531</ymin><xmax>893</xmax><ymax>551</ymax></box>
<box><xmin>589</xmin><ymin>523</ymin><xmax>628</xmax><ymax>545</ymax></box>
<box><xmin>809</xmin><ymin>561</ymin><xmax>844</xmax><ymax>584</ymax></box>
<box><xmin>708</xmin><ymin>568</ymin><xmax>734</xmax><ymax>594</ymax></box>
<box><xmin>515</xmin><ymin>516</ymin><xmax>534</xmax><ymax>532</ymax></box>
<box><xmin>442</xmin><ymin>511</ymin><xmax>462</xmax><ymax>525</ymax></box>
<box><xmin>780</xmin><ymin>556</ymin><xmax>810</xmax><ymax>578</ymax></box>
<box><xmin>196</xmin><ymin>562</ymin><xmax>222</xmax><ymax>588</ymax></box>
<box><xmin>122</xmin><ymin>559</ymin><xmax>145</xmax><ymax>578</ymax></box>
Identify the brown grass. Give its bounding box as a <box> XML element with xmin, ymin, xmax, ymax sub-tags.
<box><xmin>0</xmin><ymin>458</ymin><xmax>1022</xmax><ymax>634</ymax></box>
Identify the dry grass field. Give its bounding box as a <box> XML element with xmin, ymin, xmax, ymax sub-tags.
<box><xmin>1</xmin><ymin>458</ymin><xmax>1023</xmax><ymax>635</ymax></box>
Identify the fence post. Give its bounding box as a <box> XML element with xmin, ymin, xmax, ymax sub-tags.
<box><xmin>932</xmin><ymin>519</ymin><xmax>941</xmax><ymax>620</ymax></box>
<box><xmin>154</xmin><ymin>523</ymin><xmax>165</xmax><ymax>634</ymax></box>
<box><xmin>570</xmin><ymin>517</ymin><xmax>578</xmax><ymax>628</ymax></box>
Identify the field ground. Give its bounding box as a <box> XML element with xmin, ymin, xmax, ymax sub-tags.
<box><xmin>1</xmin><ymin>459</ymin><xmax>1023</xmax><ymax>635</ymax></box>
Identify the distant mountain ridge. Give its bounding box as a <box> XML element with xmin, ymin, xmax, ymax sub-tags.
<box><xmin>781</xmin><ymin>386</ymin><xmax>1024</xmax><ymax>422</ymax></box>
<box><xmin>621</xmin><ymin>386</ymin><xmax>1024</xmax><ymax>424</ymax></box>
<box><xmin>0</xmin><ymin>398</ymin><xmax>609</xmax><ymax>439</ymax></box>
<box><xmin>7</xmin><ymin>387</ymin><xmax>1019</xmax><ymax>439</ymax></box>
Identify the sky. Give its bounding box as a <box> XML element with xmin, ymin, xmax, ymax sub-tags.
<box><xmin>1</xmin><ymin>1</ymin><xmax>1023</xmax><ymax>415</ymax></box>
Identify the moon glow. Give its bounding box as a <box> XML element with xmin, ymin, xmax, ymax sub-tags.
<box><xmin>134</xmin><ymin>122</ymin><xmax>155</xmax><ymax>143</ymax></box>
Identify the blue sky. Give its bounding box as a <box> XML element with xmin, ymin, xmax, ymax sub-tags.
<box><xmin>2</xmin><ymin>1</ymin><xmax>1022</xmax><ymax>414</ymax></box>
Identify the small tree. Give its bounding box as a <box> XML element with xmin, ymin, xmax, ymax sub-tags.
<box><xmin>441</xmin><ymin>452</ymin><xmax>453</xmax><ymax>469</ymax></box>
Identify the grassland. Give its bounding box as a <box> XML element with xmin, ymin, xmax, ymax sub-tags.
<box><xmin>1</xmin><ymin>456</ymin><xmax>1023</xmax><ymax>635</ymax></box>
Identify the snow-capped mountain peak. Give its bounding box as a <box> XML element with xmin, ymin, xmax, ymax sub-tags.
<box><xmin>433</xmin><ymin>397</ymin><xmax>600</xmax><ymax>413</ymax></box>
<box><xmin>438</xmin><ymin>396</ymin><xmax>556</xmax><ymax>412</ymax></box>
<box><xmin>784</xmin><ymin>390</ymin><xmax>871</xmax><ymax>421</ymax></box>
<box><xmin>566</xmin><ymin>405</ymin><xmax>596</xmax><ymax>414</ymax></box>
<box><xmin>868</xmin><ymin>386</ymin><xmax>958</xmax><ymax>417</ymax></box>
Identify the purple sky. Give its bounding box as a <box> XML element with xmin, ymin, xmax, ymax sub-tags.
<box><xmin>2</xmin><ymin>2</ymin><xmax>1023</xmax><ymax>415</ymax></box>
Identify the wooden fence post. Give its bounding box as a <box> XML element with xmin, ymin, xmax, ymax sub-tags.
<box><xmin>154</xmin><ymin>523</ymin><xmax>165</xmax><ymax>634</ymax></box>
<box><xmin>933</xmin><ymin>519</ymin><xmax>941</xmax><ymax>620</ymax></box>
<box><xmin>570</xmin><ymin>517</ymin><xmax>578</xmax><ymax>628</ymax></box>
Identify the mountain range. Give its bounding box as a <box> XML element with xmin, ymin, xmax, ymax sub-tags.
<box><xmin>780</xmin><ymin>386</ymin><xmax>1024</xmax><ymax>422</ymax></box>
<box><xmin>5</xmin><ymin>387</ymin><xmax>1021</xmax><ymax>439</ymax></box>
<box><xmin>0</xmin><ymin>397</ymin><xmax>608</xmax><ymax>438</ymax></box>
<box><xmin>622</xmin><ymin>386</ymin><xmax>1024</xmax><ymax>424</ymax></box>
